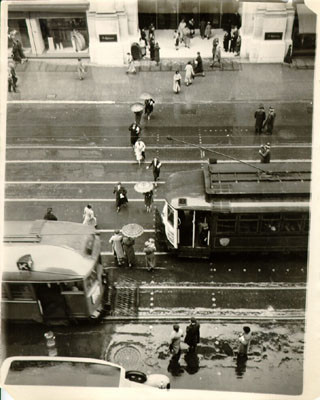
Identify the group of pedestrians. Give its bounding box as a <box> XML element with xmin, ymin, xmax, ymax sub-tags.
<box><xmin>7</xmin><ymin>30</ymin><xmax>29</xmax><ymax>93</ymax></box>
<box><xmin>168</xmin><ymin>320</ymin><xmax>252</xmax><ymax>375</ymax></box>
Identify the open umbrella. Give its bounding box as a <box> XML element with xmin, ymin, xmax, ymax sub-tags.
<box><xmin>130</xmin><ymin>102</ymin><xmax>144</xmax><ymax>113</ymax></box>
<box><xmin>134</xmin><ymin>181</ymin><xmax>154</xmax><ymax>194</ymax></box>
<box><xmin>121</xmin><ymin>223</ymin><xmax>144</xmax><ymax>238</ymax></box>
<box><xmin>139</xmin><ymin>92</ymin><xmax>153</xmax><ymax>101</ymax></box>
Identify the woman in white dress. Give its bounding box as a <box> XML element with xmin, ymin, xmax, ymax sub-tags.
<box><xmin>82</xmin><ymin>204</ymin><xmax>97</xmax><ymax>226</ymax></box>
<box><xmin>126</xmin><ymin>52</ymin><xmax>136</xmax><ymax>74</ymax></box>
<box><xmin>134</xmin><ymin>138</ymin><xmax>146</xmax><ymax>165</ymax></box>
<box><xmin>173</xmin><ymin>70</ymin><xmax>182</xmax><ymax>94</ymax></box>
<box><xmin>185</xmin><ymin>61</ymin><xmax>195</xmax><ymax>86</ymax></box>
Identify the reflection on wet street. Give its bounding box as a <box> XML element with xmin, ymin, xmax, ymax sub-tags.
<box><xmin>105</xmin><ymin>322</ymin><xmax>303</xmax><ymax>394</ymax></box>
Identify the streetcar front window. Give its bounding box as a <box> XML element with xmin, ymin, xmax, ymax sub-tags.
<box><xmin>167</xmin><ymin>206</ymin><xmax>175</xmax><ymax>227</ymax></box>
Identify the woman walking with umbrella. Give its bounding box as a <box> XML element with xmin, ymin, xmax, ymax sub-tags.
<box><xmin>134</xmin><ymin>181</ymin><xmax>154</xmax><ymax>212</ymax></box>
<box><xmin>131</xmin><ymin>102</ymin><xmax>144</xmax><ymax>125</ymax></box>
<box><xmin>144</xmin><ymin>98</ymin><xmax>155</xmax><ymax>120</ymax></box>
<box><xmin>109</xmin><ymin>230</ymin><xmax>125</xmax><ymax>266</ymax></box>
<box><xmin>122</xmin><ymin>236</ymin><xmax>136</xmax><ymax>268</ymax></box>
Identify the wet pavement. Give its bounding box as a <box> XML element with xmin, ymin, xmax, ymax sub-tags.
<box><xmin>2</xmin><ymin>321</ymin><xmax>304</xmax><ymax>395</ymax></box>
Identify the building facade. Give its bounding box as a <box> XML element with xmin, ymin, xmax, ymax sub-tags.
<box><xmin>7</xmin><ymin>0</ymin><xmax>316</xmax><ymax>65</ymax></box>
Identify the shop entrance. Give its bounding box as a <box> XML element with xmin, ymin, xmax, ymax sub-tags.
<box><xmin>138</xmin><ymin>0</ymin><xmax>240</xmax><ymax>31</ymax></box>
<box><xmin>292</xmin><ymin>4</ymin><xmax>316</xmax><ymax>57</ymax></box>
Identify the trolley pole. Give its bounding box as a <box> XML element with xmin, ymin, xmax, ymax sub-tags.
<box><xmin>166</xmin><ymin>136</ymin><xmax>268</xmax><ymax>174</ymax></box>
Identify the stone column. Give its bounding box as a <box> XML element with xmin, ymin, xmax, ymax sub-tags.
<box><xmin>284</xmin><ymin>5</ymin><xmax>295</xmax><ymax>51</ymax></box>
<box><xmin>25</xmin><ymin>18</ymin><xmax>45</xmax><ymax>55</ymax></box>
<box><xmin>125</xmin><ymin>0</ymin><xmax>139</xmax><ymax>36</ymax></box>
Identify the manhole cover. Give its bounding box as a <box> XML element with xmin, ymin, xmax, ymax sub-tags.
<box><xmin>114</xmin><ymin>346</ymin><xmax>141</xmax><ymax>369</ymax></box>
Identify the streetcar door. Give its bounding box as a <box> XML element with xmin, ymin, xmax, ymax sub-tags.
<box><xmin>36</xmin><ymin>283</ymin><xmax>68</xmax><ymax>320</ymax></box>
<box><xmin>194</xmin><ymin>211</ymin><xmax>211</xmax><ymax>248</ymax></box>
<box><xmin>163</xmin><ymin>204</ymin><xmax>179</xmax><ymax>248</ymax></box>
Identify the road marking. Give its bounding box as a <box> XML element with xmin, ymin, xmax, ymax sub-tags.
<box><xmin>5</xmin><ymin>181</ymin><xmax>166</xmax><ymax>185</ymax></box>
<box><xmin>7</xmin><ymin>99</ymin><xmax>313</xmax><ymax>105</ymax></box>
<box><xmin>139</xmin><ymin>285</ymin><xmax>306</xmax><ymax>290</ymax></box>
<box><xmin>6</xmin><ymin>144</ymin><xmax>312</xmax><ymax>149</ymax></box>
<box><xmin>102</xmin><ymin>251</ymin><xmax>169</xmax><ymax>256</ymax></box>
<box><xmin>4</xmin><ymin>159</ymin><xmax>312</xmax><ymax>164</ymax></box>
<box><xmin>98</xmin><ymin>229</ymin><xmax>155</xmax><ymax>233</ymax></box>
<box><xmin>4</xmin><ymin>198</ymin><xmax>165</xmax><ymax>202</ymax></box>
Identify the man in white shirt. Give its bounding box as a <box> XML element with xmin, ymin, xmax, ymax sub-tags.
<box><xmin>169</xmin><ymin>324</ymin><xmax>184</xmax><ymax>361</ymax></box>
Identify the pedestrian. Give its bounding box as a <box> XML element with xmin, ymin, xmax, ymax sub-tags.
<box><xmin>144</xmin><ymin>189</ymin><xmax>153</xmax><ymax>213</ymax></box>
<box><xmin>237</xmin><ymin>326</ymin><xmax>252</xmax><ymax>362</ymax></box>
<box><xmin>154</xmin><ymin>42</ymin><xmax>160</xmax><ymax>65</ymax></box>
<box><xmin>188</xmin><ymin>18</ymin><xmax>195</xmax><ymax>38</ymax></box>
<box><xmin>169</xmin><ymin>324</ymin><xmax>184</xmax><ymax>361</ymax></box>
<box><xmin>223</xmin><ymin>31</ymin><xmax>231</xmax><ymax>52</ymax></box>
<box><xmin>145</xmin><ymin>98</ymin><xmax>155</xmax><ymax>120</ymax></box>
<box><xmin>77</xmin><ymin>58</ymin><xmax>86</xmax><ymax>80</ymax></box>
<box><xmin>8</xmin><ymin>66</ymin><xmax>17</xmax><ymax>93</ymax></box>
<box><xmin>134</xmin><ymin>138</ymin><xmax>146</xmax><ymax>165</ymax></box>
<box><xmin>173</xmin><ymin>30</ymin><xmax>180</xmax><ymax>50</ymax></box>
<box><xmin>184</xmin><ymin>61</ymin><xmax>194</xmax><ymax>86</ymax></box>
<box><xmin>230</xmin><ymin>29</ymin><xmax>239</xmax><ymax>53</ymax></box>
<box><xmin>146</xmin><ymin>157</ymin><xmax>162</xmax><ymax>184</ymax></box>
<box><xmin>123</xmin><ymin>235</ymin><xmax>136</xmax><ymax>268</ymax></box>
<box><xmin>177</xmin><ymin>18</ymin><xmax>186</xmax><ymax>43</ymax></box>
<box><xmin>129</xmin><ymin>122</ymin><xmax>141</xmax><ymax>147</ymax></box>
<box><xmin>83</xmin><ymin>204</ymin><xmax>97</xmax><ymax>226</ymax></box>
<box><xmin>144</xmin><ymin>238</ymin><xmax>156</xmax><ymax>271</ymax></box>
<box><xmin>183</xmin><ymin>27</ymin><xmax>191</xmax><ymax>48</ymax></box>
<box><xmin>210</xmin><ymin>38</ymin><xmax>220</xmax><ymax>68</ymax></box>
<box><xmin>173</xmin><ymin>70</ymin><xmax>182</xmax><ymax>94</ymax></box>
<box><xmin>204</xmin><ymin>22</ymin><xmax>212</xmax><ymax>40</ymax></box>
<box><xmin>199</xmin><ymin>19</ymin><xmax>206</xmax><ymax>39</ymax></box>
<box><xmin>235</xmin><ymin>35</ymin><xmax>241</xmax><ymax>56</ymax></box>
<box><xmin>184</xmin><ymin>317</ymin><xmax>200</xmax><ymax>351</ymax></box>
<box><xmin>284</xmin><ymin>45</ymin><xmax>292</xmax><ymax>64</ymax></box>
<box><xmin>109</xmin><ymin>230</ymin><xmax>125</xmax><ymax>266</ymax></box>
<box><xmin>141</xmin><ymin>27</ymin><xmax>148</xmax><ymax>46</ymax></box>
<box><xmin>264</xmin><ymin>106</ymin><xmax>276</xmax><ymax>134</ymax></box>
<box><xmin>254</xmin><ymin>104</ymin><xmax>266</xmax><ymax>134</ymax></box>
<box><xmin>139</xmin><ymin>37</ymin><xmax>146</xmax><ymax>58</ymax></box>
<box><xmin>43</xmin><ymin>207</ymin><xmax>58</xmax><ymax>221</ymax></box>
<box><xmin>134</xmin><ymin>110</ymin><xmax>143</xmax><ymax>125</ymax></box>
<box><xmin>10</xmin><ymin>31</ymin><xmax>28</xmax><ymax>64</ymax></box>
<box><xmin>126</xmin><ymin>52</ymin><xmax>136</xmax><ymax>74</ymax></box>
<box><xmin>113</xmin><ymin>182</ymin><xmax>128</xmax><ymax>213</ymax></box>
<box><xmin>259</xmin><ymin>143</ymin><xmax>271</xmax><ymax>163</ymax></box>
<box><xmin>148</xmin><ymin>23</ymin><xmax>155</xmax><ymax>42</ymax></box>
<box><xmin>149</xmin><ymin>37</ymin><xmax>156</xmax><ymax>61</ymax></box>
<box><xmin>194</xmin><ymin>52</ymin><xmax>205</xmax><ymax>77</ymax></box>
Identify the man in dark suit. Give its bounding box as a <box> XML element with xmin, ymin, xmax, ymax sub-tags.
<box><xmin>185</xmin><ymin>317</ymin><xmax>200</xmax><ymax>351</ymax></box>
<box><xmin>254</xmin><ymin>104</ymin><xmax>266</xmax><ymax>134</ymax></box>
<box><xmin>113</xmin><ymin>182</ymin><xmax>128</xmax><ymax>213</ymax></box>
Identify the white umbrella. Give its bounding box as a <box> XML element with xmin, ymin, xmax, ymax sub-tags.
<box><xmin>134</xmin><ymin>182</ymin><xmax>154</xmax><ymax>193</ymax></box>
<box><xmin>121</xmin><ymin>223</ymin><xmax>144</xmax><ymax>238</ymax></box>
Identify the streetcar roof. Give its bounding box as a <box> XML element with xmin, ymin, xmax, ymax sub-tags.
<box><xmin>204</xmin><ymin>162</ymin><xmax>311</xmax><ymax>196</ymax></box>
<box><xmin>165</xmin><ymin>166</ymin><xmax>310</xmax><ymax>212</ymax></box>
<box><xmin>2</xmin><ymin>220</ymin><xmax>98</xmax><ymax>281</ymax></box>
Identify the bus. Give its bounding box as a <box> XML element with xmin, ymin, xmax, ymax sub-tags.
<box><xmin>161</xmin><ymin>161</ymin><xmax>311</xmax><ymax>258</ymax></box>
<box><xmin>2</xmin><ymin>220</ymin><xmax>107</xmax><ymax>323</ymax></box>
<box><xmin>1</xmin><ymin>356</ymin><xmax>170</xmax><ymax>400</ymax></box>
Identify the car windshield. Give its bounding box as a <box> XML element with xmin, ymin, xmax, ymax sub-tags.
<box><xmin>5</xmin><ymin>360</ymin><xmax>121</xmax><ymax>387</ymax></box>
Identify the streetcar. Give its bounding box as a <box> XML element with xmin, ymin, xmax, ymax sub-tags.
<box><xmin>2</xmin><ymin>220</ymin><xmax>107</xmax><ymax>323</ymax></box>
<box><xmin>161</xmin><ymin>161</ymin><xmax>311</xmax><ymax>258</ymax></box>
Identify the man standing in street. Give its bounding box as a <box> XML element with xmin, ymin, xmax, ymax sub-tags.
<box><xmin>264</xmin><ymin>106</ymin><xmax>276</xmax><ymax>134</ymax></box>
<box><xmin>237</xmin><ymin>326</ymin><xmax>252</xmax><ymax>362</ymax></box>
<box><xmin>254</xmin><ymin>104</ymin><xmax>266</xmax><ymax>134</ymax></box>
<box><xmin>146</xmin><ymin>157</ymin><xmax>162</xmax><ymax>185</ymax></box>
<box><xmin>169</xmin><ymin>324</ymin><xmax>184</xmax><ymax>361</ymax></box>
<box><xmin>184</xmin><ymin>317</ymin><xmax>200</xmax><ymax>351</ymax></box>
<box><xmin>113</xmin><ymin>182</ymin><xmax>128</xmax><ymax>213</ymax></box>
<box><xmin>43</xmin><ymin>207</ymin><xmax>58</xmax><ymax>221</ymax></box>
<box><xmin>194</xmin><ymin>52</ymin><xmax>205</xmax><ymax>77</ymax></box>
<box><xmin>259</xmin><ymin>143</ymin><xmax>271</xmax><ymax>163</ymax></box>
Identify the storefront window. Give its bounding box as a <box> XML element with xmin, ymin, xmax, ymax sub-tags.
<box><xmin>8</xmin><ymin>19</ymin><xmax>31</xmax><ymax>50</ymax></box>
<box><xmin>39</xmin><ymin>16</ymin><xmax>88</xmax><ymax>53</ymax></box>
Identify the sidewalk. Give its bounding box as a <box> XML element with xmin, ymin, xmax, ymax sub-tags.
<box><xmin>9</xmin><ymin>59</ymin><xmax>314</xmax><ymax>103</ymax></box>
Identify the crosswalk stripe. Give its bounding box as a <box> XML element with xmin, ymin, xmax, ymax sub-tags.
<box><xmin>4</xmin><ymin>198</ymin><xmax>165</xmax><ymax>202</ymax></box>
<box><xmin>98</xmin><ymin>229</ymin><xmax>155</xmax><ymax>233</ymax></box>
<box><xmin>6</xmin><ymin>181</ymin><xmax>165</xmax><ymax>185</ymax></box>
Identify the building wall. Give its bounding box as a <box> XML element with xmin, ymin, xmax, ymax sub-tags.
<box><xmin>240</xmin><ymin>2</ymin><xmax>294</xmax><ymax>63</ymax></box>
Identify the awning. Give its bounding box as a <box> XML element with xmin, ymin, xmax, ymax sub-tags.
<box><xmin>296</xmin><ymin>4</ymin><xmax>316</xmax><ymax>34</ymax></box>
<box><xmin>8</xmin><ymin>0</ymin><xmax>89</xmax><ymax>13</ymax></box>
